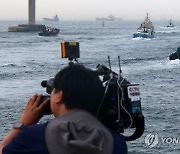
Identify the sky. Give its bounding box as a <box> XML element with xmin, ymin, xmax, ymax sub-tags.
<box><xmin>1</xmin><ymin>0</ymin><xmax>180</xmax><ymax>21</ymax></box>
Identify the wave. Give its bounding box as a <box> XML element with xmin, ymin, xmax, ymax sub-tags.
<box><xmin>122</xmin><ymin>56</ymin><xmax>166</xmax><ymax>65</ymax></box>
<box><xmin>2</xmin><ymin>63</ymin><xmax>18</xmax><ymax>67</ymax></box>
<box><xmin>132</xmin><ymin>37</ymin><xmax>153</xmax><ymax>40</ymax></box>
<box><xmin>160</xmin><ymin>26</ymin><xmax>179</xmax><ymax>29</ymax></box>
<box><xmin>76</xmin><ymin>36</ymin><xmax>96</xmax><ymax>40</ymax></box>
<box><xmin>156</xmin><ymin>30</ymin><xmax>178</xmax><ymax>34</ymax></box>
<box><xmin>1</xmin><ymin>63</ymin><xmax>27</xmax><ymax>68</ymax></box>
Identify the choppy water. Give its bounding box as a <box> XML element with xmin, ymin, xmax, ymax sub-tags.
<box><xmin>0</xmin><ymin>20</ymin><xmax>180</xmax><ymax>153</ymax></box>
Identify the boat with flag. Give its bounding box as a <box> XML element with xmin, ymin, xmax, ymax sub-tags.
<box><xmin>133</xmin><ymin>13</ymin><xmax>155</xmax><ymax>39</ymax></box>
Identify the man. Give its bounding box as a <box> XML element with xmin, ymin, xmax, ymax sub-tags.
<box><xmin>0</xmin><ymin>64</ymin><xmax>127</xmax><ymax>154</ymax></box>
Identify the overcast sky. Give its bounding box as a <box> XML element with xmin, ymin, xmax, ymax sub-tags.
<box><xmin>1</xmin><ymin>0</ymin><xmax>180</xmax><ymax>21</ymax></box>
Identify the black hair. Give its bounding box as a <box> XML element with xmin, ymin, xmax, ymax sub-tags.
<box><xmin>53</xmin><ymin>64</ymin><xmax>104</xmax><ymax>116</ymax></box>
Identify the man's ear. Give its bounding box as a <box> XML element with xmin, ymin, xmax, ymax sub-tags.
<box><xmin>56</xmin><ymin>90</ymin><xmax>63</xmax><ymax>104</ymax></box>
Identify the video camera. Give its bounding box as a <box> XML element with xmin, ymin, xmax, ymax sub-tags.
<box><xmin>40</xmin><ymin>42</ymin><xmax>145</xmax><ymax>141</ymax></box>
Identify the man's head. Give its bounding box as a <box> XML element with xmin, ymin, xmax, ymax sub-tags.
<box><xmin>50</xmin><ymin>64</ymin><xmax>104</xmax><ymax>116</ymax></box>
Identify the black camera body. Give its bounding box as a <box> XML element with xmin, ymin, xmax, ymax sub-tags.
<box><xmin>96</xmin><ymin>64</ymin><xmax>144</xmax><ymax>137</ymax></box>
<box><xmin>40</xmin><ymin>78</ymin><xmax>54</xmax><ymax>115</ymax></box>
<box><xmin>40</xmin><ymin>42</ymin><xmax>144</xmax><ymax>141</ymax></box>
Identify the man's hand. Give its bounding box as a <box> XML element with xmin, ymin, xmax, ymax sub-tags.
<box><xmin>0</xmin><ymin>94</ymin><xmax>50</xmax><ymax>153</ymax></box>
<box><xmin>19</xmin><ymin>94</ymin><xmax>50</xmax><ymax>126</ymax></box>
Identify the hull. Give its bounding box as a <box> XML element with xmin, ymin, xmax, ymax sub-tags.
<box><xmin>133</xmin><ymin>33</ymin><xmax>154</xmax><ymax>39</ymax></box>
<box><xmin>169</xmin><ymin>52</ymin><xmax>180</xmax><ymax>60</ymax></box>
<box><xmin>95</xmin><ymin>15</ymin><xmax>121</xmax><ymax>21</ymax></box>
<box><xmin>96</xmin><ymin>17</ymin><xmax>115</xmax><ymax>21</ymax></box>
<box><xmin>43</xmin><ymin>15</ymin><xmax>59</xmax><ymax>22</ymax></box>
<box><xmin>39</xmin><ymin>29</ymin><xmax>60</xmax><ymax>36</ymax></box>
<box><xmin>167</xmin><ymin>25</ymin><xmax>179</xmax><ymax>28</ymax></box>
<box><xmin>43</xmin><ymin>18</ymin><xmax>59</xmax><ymax>22</ymax></box>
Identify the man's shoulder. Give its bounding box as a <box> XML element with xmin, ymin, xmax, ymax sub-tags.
<box><xmin>51</xmin><ymin>110</ymin><xmax>111</xmax><ymax>133</ymax></box>
<box><xmin>24</xmin><ymin>122</ymin><xmax>48</xmax><ymax>132</ymax></box>
<box><xmin>109</xmin><ymin>130</ymin><xmax>128</xmax><ymax>154</ymax></box>
<box><xmin>54</xmin><ymin>110</ymin><xmax>101</xmax><ymax>124</ymax></box>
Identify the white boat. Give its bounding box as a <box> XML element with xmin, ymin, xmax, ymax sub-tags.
<box><xmin>43</xmin><ymin>15</ymin><xmax>59</xmax><ymax>22</ymax></box>
<box><xmin>133</xmin><ymin>13</ymin><xmax>155</xmax><ymax>39</ymax></box>
<box><xmin>96</xmin><ymin>15</ymin><xmax>122</xmax><ymax>21</ymax></box>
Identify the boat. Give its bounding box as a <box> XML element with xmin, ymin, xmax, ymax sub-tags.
<box><xmin>167</xmin><ymin>18</ymin><xmax>174</xmax><ymax>28</ymax></box>
<box><xmin>133</xmin><ymin>13</ymin><xmax>155</xmax><ymax>39</ymax></box>
<box><xmin>96</xmin><ymin>15</ymin><xmax>122</xmax><ymax>22</ymax></box>
<box><xmin>43</xmin><ymin>14</ymin><xmax>59</xmax><ymax>22</ymax></box>
<box><xmin>38</xmin><ymin>27</ymin><xmax>60</xmax><ymax>36</ymax></box>
<box><xmin>166</xmin><ymin>18</ymin><xmax>179</xmax><ymax>28</ymax></box>
<box><xmin>169</xmin><ymin>47</ymin><xmax>180</xmax><ymax>60</ymax></box>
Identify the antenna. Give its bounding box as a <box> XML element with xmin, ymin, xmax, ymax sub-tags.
<box><xmin>118</xmin><ymin>56</ymin><xmax>122</xmax><ymax>74</ymax></box>
<box><xmin>108</xmin><ymin>56</ymin><xmax>112</xmax><ymax>70</ymax></box>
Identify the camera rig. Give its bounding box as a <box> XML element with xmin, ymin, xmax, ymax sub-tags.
<box><xmin>95</xmin><ymin>56</ymin><xmax>144</xmax><ymax>141</ymax></box>
<box><xmin>40</xmin><ymin>42</ymin><xmax>145</xmax><ymax>141</ymax></box>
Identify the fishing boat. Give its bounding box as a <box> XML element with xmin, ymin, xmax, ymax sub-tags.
<box><xmin>166</xmin><ymin>18</ymin><xmax>179</xmax><ymax>28</ymax></box>
<box><xmin>43</xmin><ymin>14</ymin><xmax>59</xmax><ymax>22</ymax></box>
<box><xmin>133</xmin><ymin>13</ymin><xmax>155</xmax><ymax>39</ymax></box>
<box><xmin>167</xmin><ymin>18</ymin><xmax>174</xmax><ymax>28</ymax></box>
<box><xmin>38</xmin><ymin>27</ymin><xmax>60</xmax><ymax>36</ymax></box>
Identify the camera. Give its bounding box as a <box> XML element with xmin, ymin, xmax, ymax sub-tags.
<box><xmin>40</xmin><ymin>42</ymin><xmax>144</xmax><ymax>141</ymax></box>
<box><xmin>95</xmin><ymin>62</ymin><xmax>144</xmax><ymax>141</ymax></box>
<box><xmin>40</xmin><ymin>78</ymin><xmax>54</xmax><ymax>115</ymax></box>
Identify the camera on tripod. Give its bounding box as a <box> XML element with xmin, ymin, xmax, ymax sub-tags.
<box><xmin>40</xmin><ymin>41</ymin><xmax>144</xmax><ymax>141</ymax></box>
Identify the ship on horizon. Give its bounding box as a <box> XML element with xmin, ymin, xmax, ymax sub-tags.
<box><xmin>43</xmin><ymin>14</ymin><xmax>59</xmax><ymax>22</ymax></box>
<box><xmin>95</xmin><ymin>15</ymin><xmax>122</xmax><ymax>21</ymax></box>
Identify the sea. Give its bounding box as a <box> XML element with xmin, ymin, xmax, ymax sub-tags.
<box><xmin>0</xmin><ymin>20</ymin><xmax>180</xmax><ymax>154</ymax></box>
